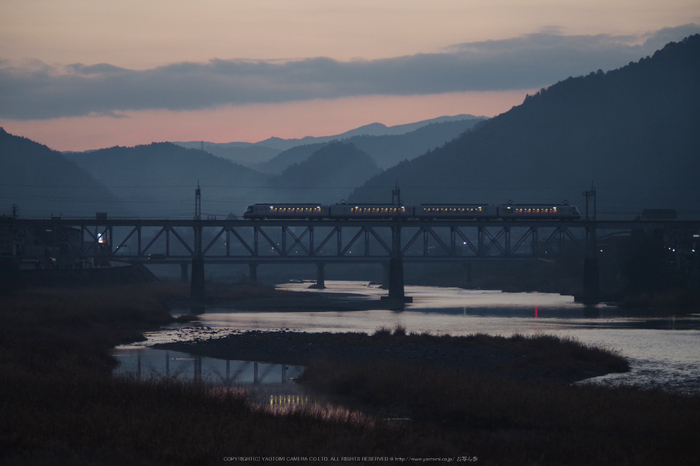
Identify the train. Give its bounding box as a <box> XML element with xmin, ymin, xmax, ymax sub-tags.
<box><xmin>243</xmin><ymin>202</ymin><xmax>581</xmax><ymax>220</ymax></box>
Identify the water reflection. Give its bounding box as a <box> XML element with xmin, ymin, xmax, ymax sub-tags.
<box><xmin>118</xmin><ymin>281</ymin><xmax>699</xmax><ymax>394</ymax></box>
<box><xmin>113</xmin><ymin>347</ymin><xmax>304</xmax><ymax>386</ymax></box>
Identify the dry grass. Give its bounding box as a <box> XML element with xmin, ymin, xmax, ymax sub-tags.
<box><xmin>1</xmin><ymin>285</ymin><xmax>699</xmax><ymax>465</ymax></box>
<box><xmin>299</xmin><ymin>357</ymin><xmax>700</xmax><ymax>465</ymax></box>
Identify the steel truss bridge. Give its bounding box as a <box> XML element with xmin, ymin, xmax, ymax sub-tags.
<box><xmin>7</xmin><ymin>217</ymin><xmax>700</xmax><ymax>304</ymax></box>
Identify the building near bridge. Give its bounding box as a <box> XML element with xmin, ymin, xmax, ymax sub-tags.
<box><xmin>0</xmin><ymin>215</ymin><xmax>87</xmax><ymax>270</ymax></box>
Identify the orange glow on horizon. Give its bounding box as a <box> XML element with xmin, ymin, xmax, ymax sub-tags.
<box><xmin>0</xmin><ymin>91</ymin><xmax>532</xmax><ymax>152</ymax></box>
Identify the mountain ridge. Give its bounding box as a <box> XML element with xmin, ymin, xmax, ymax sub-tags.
<box><xmin>173</xmin><ymin>114</ymin><xmax>485</xmax><ymax>166</ymax></box>
<box><xmin>349</xmin><ymin>35</ymin><xmax>700</xmax><ymax>219</ymax></box>
<box><xmin>0</xmin><ymin>128</ymin><xmax>126</xmax><ymax>217</ymax></box>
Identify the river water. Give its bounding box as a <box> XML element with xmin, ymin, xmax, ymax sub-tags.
<box><xmin>113</xmin><ymin>281</ymin><xmax>700</xmax><ymax>395</ymax></box>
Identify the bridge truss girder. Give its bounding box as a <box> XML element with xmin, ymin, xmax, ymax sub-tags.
<box><xmin>13</xmin><ymin>218</ymin><xmax>698</xmax><ymax>265</ymax></box>
<box><xmin>96</xmin><ymin>221</ymin><xmax>587</xmax><ymax>263</ymax></box>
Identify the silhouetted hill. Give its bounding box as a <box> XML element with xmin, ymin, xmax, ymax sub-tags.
<box><xmin>253</xmin><ymin>142</ymin><xmax>326</xmax><ymax>174</ymax></box>
<box><xmin>256</xmin><ymin>118</ymin><xmax>484</xmax><ymax>174</ymax></box>
<box><xmin>0</xmin><ymin>128</ymin><xmax>125</xmax><ymax>217</ymax></box>
<box><xmin>349</xmin><ymin>35</ymin><xmax>700</xmax><ymax>219</ymax></box>
<box><xmin>66</xmin><ymin>143</ymin><xmax>270</xmax><ymax>218</ymax></box>
<box><xmin>350</xmin><ymin>119</ymin><xmax>487</xmax><ymax>169</ymax></box>
<box><xmin>255</xmin><ymin>114</ymin><xmax>483</xmax><ymax>151</ymax></box>
<box><xmin>174</xmin><ymin>115</ymin><xmax>484</xmax><ymax>168</ymax></box>
<box><xmin>268</xmin><ymin>142</ymin><xmax>380</xmax><ymax>203</ymax></box>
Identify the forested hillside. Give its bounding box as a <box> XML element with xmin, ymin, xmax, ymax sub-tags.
<box><xmin>0</xmin><ymin>128</ymin><xmax>125</xmax><ymax>217</ymax></box>
<box><xmin>350</xmin><ymin>35</ymin><xmax>700</xmax><ymax>219</ymax></box>
<box><xmin>268</xmin><ymin>142</ymin><xmax>381</xmax><ymax>203</ymax></box>
<box><xmin>66</xmin><ymin>143</ymin><xmax>269</xmax><ymax>218</ymax></box>
<box><xmin>254</xmin><ymin>118</ymin><xmax>484</xmax><ymax>174</ymax></box>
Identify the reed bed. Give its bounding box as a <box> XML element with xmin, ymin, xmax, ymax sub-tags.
<box><xmin>299</xmin><ymin>357</ymin><xmax>700</xmax><ymax>465</ymax></box>
<box><xmin>1</xmin><ymin>285</ymin><xmax>699</xmax><ymax>465</ymax></box>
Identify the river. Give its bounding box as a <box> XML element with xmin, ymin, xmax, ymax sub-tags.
<box><xmin>113</xmin><ymin>281</ymin><xmax>700</xmax><ymax>395</ymax></box>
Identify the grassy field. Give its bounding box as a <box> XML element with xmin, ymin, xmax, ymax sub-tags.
<box><xmin>1</xmin><ymin>282</ymin><xmax>699</xmax><ymax>465</ymax></box>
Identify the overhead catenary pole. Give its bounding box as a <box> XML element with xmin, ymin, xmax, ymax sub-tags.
<box><xmin>392</xmin><ymin>182</ymin><xmax>402</xmax><ymax>205</ymax></box>
<box><xmin>191</xmin><ymin>183</ymin><xmax>205</xmax><ymax>299</ymax></box>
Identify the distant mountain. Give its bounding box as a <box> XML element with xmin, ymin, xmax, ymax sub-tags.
<box><xmin>255</xmin><ymin>118</ymin><xmax>484</xmax><ymax>174</ymax></box>
<box><xmin>310</xmin><ymin>114</ymin><xmax>484</xmax><ymax>139</ymax></box>
<box><xmin>350</xmin><ymin>35</ymin><xmax>700</xmax><ymax>220</ymax></box>
<box><xmin>268</xmin><ymin>142</ymin><xmax>381</xmax><ymax>203</ymax></box>
<box><xmin>0</xmin><ymin>128</ymin><xmax>125</xmax><ymax>217</ymax></box>
<box><xmin>65</xmin><ymin>143</ymin><xmax>270</xmax><ymax>218</ymax></box>
<box><xmin>255</xmin><ymin>142</ymin><xmax>326</xmax><ymax>175</ymax></box>
<box><xmin>174</xmin><ymin>114</ymin><xmax>484</xmax><ymax>167</ymax></box>
<box><xmin>171</xmin><ymin>142</ymin><xmax>281</xmax><ymax>168</ymax></box>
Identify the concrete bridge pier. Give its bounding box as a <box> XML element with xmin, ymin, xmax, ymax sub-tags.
<box><xmin>190</xmin><ymin>257</ymin><xmax>205</xmax><ymax>299</ymax></box>
<box><xmin>582</xmin><ymin>256</ymin><xmax>600</xmax><ymax>304</ymax></box>
<box><xmin>385</xmin><ymin>257</ymin><xmax>407</xmax><ymax>300</ymax></box>
<box><xmin>248</xmin><ymin>263</ymin><xmax>258</xmax><ymax>283</ymax></box>
<box><xmin>190</xmin><ymin>221</ymin><xmax>205</xmax><ymax>299</ymax></box>
<box><xmin>381</xmin><ymin>223</ymin><xmax>412</xmax><ymax>304</ymax></box>
<box><xmin>579</xmin><ymin>224</ymin><xmax>600</xmax><ymax>305</ymax></box>
<box><xmin>309</xmin><ymin>263</ymin><xmax>326</xmax><ymax>289</ymax></box>
<box><xmin>463</xmin><ymin>262</ymin><xmax>473</xmax><ymax>283</ymax></box>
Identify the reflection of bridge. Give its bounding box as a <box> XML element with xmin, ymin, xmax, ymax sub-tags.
<box><xmin>6</xmin><ymin>217</ymin><xmax>700</xmax><ymax>304</ymax></box>
<box><xmin>114</xmin><ymin>348</ymin><xmax>302</xmax><ymax>386</ymax></box>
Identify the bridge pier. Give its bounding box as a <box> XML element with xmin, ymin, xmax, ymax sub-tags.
<box><xmin>248</xmin><ymin>263</ymin><xmax>258</xmax><ymax>283</ymax></box>
<box><xmin>582</xmin><ymin>257</ymin><xmax>600</xmax><ymax>304</ymax></box>
<box><xmin>309</xmin><ymin>263</ymin><xmax>326</xmax><ymax>289</ymax></box>
<box><xmin>463</xmin><ymin>262</ymin><xmax>473</xmax><ymax>283</ymax></box>
<box><xmin>578</xmin><ymin>223</ymin><xmax>600</xmax><ymax>305</ymax></box>
<box><xmin>180</xmin><ymin>263</ymin><xmax>188</xmax><ymax>283</ymax></box>
<box><xmin>190</xmin><ymin>257</ymin><xmax>205</xmax><ymax>299</ymax></box>
<box><xmin>190</xmin><ymin>220</ymin><xmax>205</xmax><ymax>299</ymax></box>
<box><xmin>381</xmin><ymin>224</ymin><xmax>412</xmax><ymax>304</ymax></box>
<box><xmin>384</xmin><ymin>257</ymin><xmax>408</xmax><ymax>300</ymax></box>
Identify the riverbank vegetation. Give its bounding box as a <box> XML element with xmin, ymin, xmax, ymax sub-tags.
<box><xmin>1</xmin><ymin>283</ymin><xmax>699</xmax><ymax>465</ymax></box>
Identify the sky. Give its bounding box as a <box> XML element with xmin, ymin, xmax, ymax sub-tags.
<box><xmin>1</xmin><ymin>0</ymin><xmax>699</xmax><ymax>151</ymax></box>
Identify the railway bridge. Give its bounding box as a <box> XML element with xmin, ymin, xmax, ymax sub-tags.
<box><xmin>3</xmin><ymin>216</ymin><xmax>699</xmax><ymax>305</ymax></box>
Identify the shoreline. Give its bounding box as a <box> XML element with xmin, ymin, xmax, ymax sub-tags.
<box><xmin>153</xmin><ymin>328</ymin><xmax>630</xmax><ymax>384</ymax></box>
<box><xmin>156</xmin><ymin>284</ymin><xmax>630</xmax><ymax>385</ymax></box>
<box><xmin>5</xmin><ymin>282</ymin><xmax>700</xmax><ymax>464</ymax></box>
<box><xmin>167</xmin><ymin>291</ymin><xmax>408</xmax><ymax>313</ymax></box>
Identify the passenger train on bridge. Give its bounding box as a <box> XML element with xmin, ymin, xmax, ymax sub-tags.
<box><xmin>243</xmin><ymin>202</ymin><xmax>581</xmax><ymax>220</ymax></box>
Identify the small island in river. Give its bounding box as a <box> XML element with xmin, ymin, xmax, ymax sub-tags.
<box><xmin>154</xmin><ymin>328</ymin><xmax>630</xmax><ymax>384</ymax></box>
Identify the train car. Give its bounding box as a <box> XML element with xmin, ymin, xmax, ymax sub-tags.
<box><xmin>414</xmin><ymin>204</ymin><xmax>498</xmax><ymax>219</ymax></box>
<box><xmin>243</xmin><ymin>201</ymin><xmax>582</xmax><ymax>220</ymax></box>
<box><xmin>328</xmin><ymin>203</ymin><xmax>410</xmax><ymax>219</ymax></box>
<box><xmin>243</xmin><ymin>203</ymin><xmax>328</xmax><ymax>219</ymax></box>
<box><xmin>497</xmin><ymin>203</ymin><xmax>581</xmax><ymax>219</ymax></box>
